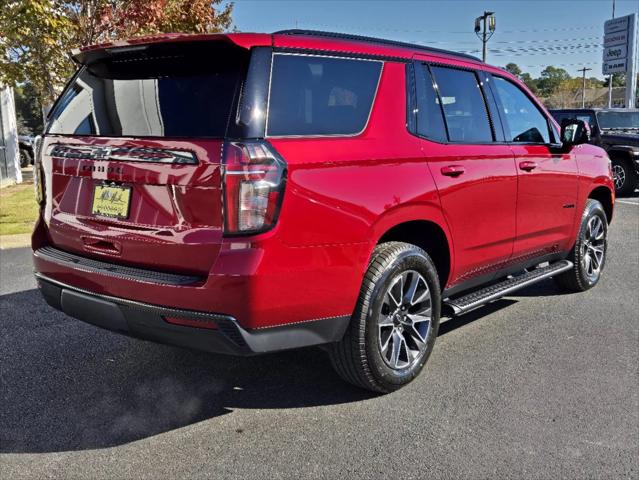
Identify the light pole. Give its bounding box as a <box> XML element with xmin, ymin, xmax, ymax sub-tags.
<box><xmin>578</xmin><ymin>67</ymin><xmax>592</xmax><ymax>108</ymax></box>
<box><xmin>475</xmin><ymin>11</ymin><xmax>496</xmax><ymax>62</ymax></box>
<box><xmin>608</xmin><ymin>0</ymin><xmax>615</xmax><ymax>107</ymax></box>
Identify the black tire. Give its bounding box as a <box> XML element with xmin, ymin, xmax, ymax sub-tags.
<box><xmin>328</xmin><ymin>242</ymin><xmax>441</xmax><ymax>393</ymax></box>
<box><xmin>554</xmin><ymin>199</ymin><xmax>608</xmax><ymax>292</ymax></box>
<box><xmin>19</xmin><ymin>148</ymin><xmax>32</xmax><ymax>168</ymax></box>
<box><xmin>611</xmin><ymin>157</ymin><xmax>638</xmax><ymax>196</ymax></box>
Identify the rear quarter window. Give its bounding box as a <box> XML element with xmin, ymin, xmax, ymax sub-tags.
<box><xmin>267</xmin><ymin>54</ymin><xmax>382</xmax><ymax>137</ymax></box>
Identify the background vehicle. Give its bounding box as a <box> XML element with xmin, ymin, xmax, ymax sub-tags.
<box><xmin>551</xmin><ymin>109</ymin><xmax>639</xmax><ymax>195</ymax></box>
<box><xmin>18</xmin><ymin>135</ymin><xmax>34</xmax><ymax>168</ymax></box>
<box><xmin>32</xmin><ymin>30</ymin><xmax>614</xmax><ymax>392</ymax></box>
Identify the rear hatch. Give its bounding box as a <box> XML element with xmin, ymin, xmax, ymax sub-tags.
<box><xmin>40</xmin><ymin>39</ymin><xmax>251</xmax><ymax>275</ymax></box>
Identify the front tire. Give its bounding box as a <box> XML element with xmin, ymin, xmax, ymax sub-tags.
<box><xmin>555</xmin><ymin>199</ymin><xmax>608</xmax><ymax>292</ymax></box>
<box><xmin>328</xmin><ymin>242</ymin><xmax>441</xmax><ymax>393</ymax></box>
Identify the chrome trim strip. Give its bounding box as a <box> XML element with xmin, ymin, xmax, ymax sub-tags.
<box><xmin>47</xmin><ymin>144</ymin><xmax>198</xmax><ymax>165</ymax></box>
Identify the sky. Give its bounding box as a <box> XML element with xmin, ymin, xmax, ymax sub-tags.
<box><xmin>230</xmin><ymin>0</ymin><xmax>639</xmax><ymax>79</ymax></box>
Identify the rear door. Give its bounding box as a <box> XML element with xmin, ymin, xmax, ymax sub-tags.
<box><xmin>488</xmin><ymin>74</ymin><xmax>579</xmax><ymax>257</ymax></box>
<box><xmin>411</xmin><ymin>60</ymin><xmax>518</xmax><ymax>288</ymax></box>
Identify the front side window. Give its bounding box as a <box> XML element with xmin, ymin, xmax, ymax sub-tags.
<box><xmin>429</xmin><ymin>66</ymin><xmax>493</xmax><ymax>143</ymax></box>
<box><xmin>267</xmin><ymin>54</ymin><xmax>382</xmax><ymax>136</ymax></box>
<box><xmin>492</xmin><ymin>76</ymin><xmax>550</xmax><ymax>143</ymax></box>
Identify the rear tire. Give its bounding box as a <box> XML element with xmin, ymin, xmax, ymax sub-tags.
<box><xmin>611</xmin><ymin>158</ymin><xmax>638</xmax><ymax>196</ymax></box>
<box><xmin>554</xmin><ymin>199</ymin><xmax>608</xmax><ymax>292</ymax></box>
<box><xmin>19</xmin><ymin>148</ymin><xmax>32</xmax><ymax>168</ymax></box>
<box><xmin>328</xmin><ymin>242</ymin><xmax>441</xmax><ymax>393</ymax></box>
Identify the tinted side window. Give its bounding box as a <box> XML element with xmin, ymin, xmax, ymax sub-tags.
<box><xmin>493</xmin><ymin>77</ymin><xmax>550</xmax><ymax>143</ymax></box>
<box><xmin>430</xmin><ymin>66</ymin><xmax>493</xmax><ymax>143</ymax></box>
<box><xmin>414</xmin><ymin>64</ymin><xmax>447</xmax><ymax>142</ymax></box>
<box><xmin>267</xmin><ymin>54</ymin><xmax>382</xmax><ymax>136</ymax></box>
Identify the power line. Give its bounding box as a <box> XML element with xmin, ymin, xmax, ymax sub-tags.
<box><xmin>295</xmin><ymin>21</ymin><xmax>600</xmax><ymax>36</ymax></box>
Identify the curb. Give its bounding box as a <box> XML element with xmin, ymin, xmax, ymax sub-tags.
<box><xmin>0</xmin><ymin>233</ymin><xmax>32</xmax><ymax>250</ymax></box>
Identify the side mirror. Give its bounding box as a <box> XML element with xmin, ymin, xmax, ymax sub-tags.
<box><xmin>560</xmin><ymin>119</ymin><xmax>590</xmax><ymax>147</ymax></box>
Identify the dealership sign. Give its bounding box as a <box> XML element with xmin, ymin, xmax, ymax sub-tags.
<box><xmin>602</xmin><ymin>14</ymin><xmax>636</xmax><ymax>75</ymax></box>
<box><xmin>602</xmin><ymin>13</ymin><xmax>637</xmax><ymax>108</ymax></box>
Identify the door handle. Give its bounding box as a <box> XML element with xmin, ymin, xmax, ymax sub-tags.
<box><xmin>441</xmin><ymin>165</ymin><xmax>465</xmax><ymax>177</ymax></box>
<box><xmin>519</xmin><ymin>161</ymin><xmax>538</xmax><ymax>171</ymax></box>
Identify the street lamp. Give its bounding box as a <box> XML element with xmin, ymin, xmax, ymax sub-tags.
<box><xmin>475</xmin><ymin>11</ymin><xmax>496</xmax><ymax>62</ymax></box>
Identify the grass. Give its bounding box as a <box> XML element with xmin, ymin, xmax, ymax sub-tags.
<box><xmin>0</xmin><ymin>183</ymin><xmax>39</xmax><ymax>235</ymax></box>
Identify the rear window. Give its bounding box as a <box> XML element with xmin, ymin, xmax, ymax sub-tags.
<box><xmin>429</xmin><ymin>66</ymin><xmax>493</xmax><ymax>143</ymax></box>
<box><xmin>47</xmin><ymin>42</ymin><xmax>247</xmax><ymax>138</ymax></box>
<box><xmin>267</xmin><ymin>54</ymin><xmax>382</xmax><ymax>137</ymax></box>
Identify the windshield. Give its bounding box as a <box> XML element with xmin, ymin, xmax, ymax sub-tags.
<box><xmin>596</xmin><ymin>111</ymin><xmax>639</xmax><ymax>130</ymax></box>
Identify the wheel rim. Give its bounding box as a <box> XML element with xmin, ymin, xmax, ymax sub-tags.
<box><xmin>612</xmin><ymin>164</ymin><xmax>626</xmax><ymax>190</ymax></box>
<box><xmin>581</xmin><ymin>215</ymin><xmax>606</xmax><ymax>282</ymax></box>
<box><xmin>378</xmin><ymin>270</ymin><xmax>432</xmax><ymax>370</ymax></box>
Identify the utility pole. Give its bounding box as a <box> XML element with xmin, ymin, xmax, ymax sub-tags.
<box><xmin>578</xmin><ymin>67</ymin><xmax>592</xmax><ymax>108</ymax></box>
<box><xmin>474</xmin><ymin>11</ymin><xmax>496</xmax><ymax>62</ymax></box>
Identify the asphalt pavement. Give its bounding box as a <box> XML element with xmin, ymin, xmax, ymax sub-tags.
<box><xmin>1</xmin><ymin>196</ymin><xmax>637</xmax><ymax>479</ymax></box>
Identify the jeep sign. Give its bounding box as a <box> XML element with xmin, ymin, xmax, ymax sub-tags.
<box><xmin>604</xmin><ymin>44</ymin><xmax>628</xmax><ymax>61</ymax></box>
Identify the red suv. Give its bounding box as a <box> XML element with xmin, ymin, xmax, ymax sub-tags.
<box><xmin>32</xmin><ymin>30</ymin><xmax>614</xmax><ymax>392</ymax></box>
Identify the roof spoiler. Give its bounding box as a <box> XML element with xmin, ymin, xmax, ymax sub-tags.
<box><xmin>71</xmin><ymin>33</ymin><xmax>271</xmax><ymax>66</ymax></box>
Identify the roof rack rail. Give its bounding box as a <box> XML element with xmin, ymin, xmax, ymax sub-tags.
<box><xmin>274</xmin><ymin>29</ymin><xmax>482</xmax><ymax>63</ymax></box>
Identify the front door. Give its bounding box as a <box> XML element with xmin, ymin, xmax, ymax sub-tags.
<box><xmin>488</xmin><ymin>74</ymin><xmax>579</xmax><ymax>258</ymax></box>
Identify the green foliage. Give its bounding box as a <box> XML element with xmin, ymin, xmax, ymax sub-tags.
<box><xmin>537</xmin><ymin>66</ymin><xmax>571</xmax><ymax>97</ymax></box>
<box><xmin>504</xmin><ymin>63</ymin><xmax>522</xmax><ymax>78</ymax></box>
<box><xmin>15</xmin><ymin>83</ymin><xmax>44</xmax><ymax>135</ymax></box>
<box><xmin>0</xmin><ymin>0</ymin><xmax>234</xmax><ymax>109</ymax></box>
<box><xmin>603</xmin><ymin>73</ymin><xmax>625</xmax><ymax>88</ymax></box>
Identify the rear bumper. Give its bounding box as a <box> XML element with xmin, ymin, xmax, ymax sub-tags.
<box><xmin>36</xmin><ymin>274</ymin><xmax>350</xmax><ymax>355</ymax></box>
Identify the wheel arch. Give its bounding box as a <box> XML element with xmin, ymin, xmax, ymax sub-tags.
<box><xmin>375</xmin><ymin>218</ymin><xmax>452</xmax><ymax>289</ymax></box>
<box><xmin>607</xmin><ymin>147</ymin><xmax>635</xmax><ymax>164</ymax></box>
<box><xmin>588</xmin><ymin>185</ymin><xmax>614</xmax><ymax>223</ymax></box>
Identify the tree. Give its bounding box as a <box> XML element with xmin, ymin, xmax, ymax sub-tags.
<box><xmin>0</xmin><ymin>1</ymin><xmax>76</xmax><ymax>111</ymax></box>
<box><xmin>0</xmin><ymin>0</ymin><xmax>234</xmax><ymax>111</ymax></box>
<box><xmin>15</xmin><ymin>83</ymin><xmax>44</xmax><ymax>135</ymax></box>
<box><xmin>504</xmin><ymin>63</ymin><xmax>522</xmax><ymax>78</ymax></box>
<box><xmin>520</xmin><ymin>73</ymin><xmax>539</xmax><ymax>95</ymax></box>
<box><xmin>603</xmin><ymin>73</ymin><xmax>625</xmax><ymax>88</ymax></box>
<box><xmin>537</xmin><ymin>66</ymin><xmax>571</xmax><ymax>97</ymax></box>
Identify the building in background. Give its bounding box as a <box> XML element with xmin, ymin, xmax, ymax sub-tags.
<box><xmin>0</xmin><ymin>85</ymin><xmax>22</xmax><ymax>186</ymax></box>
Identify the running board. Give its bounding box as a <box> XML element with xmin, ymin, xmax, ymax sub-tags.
<box><xmin>444</xmin><ymin>260</ymin><xmax>573</xmax><ymax>316</ymax></box>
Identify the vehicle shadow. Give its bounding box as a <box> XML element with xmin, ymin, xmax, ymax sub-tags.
<box><xmin>0</xmin><ymin>286</ymin><xmax>553</xmax><ymax>454</ymax></box>
<box><xmin>0</xmin><ymin>288</ymin><xmax>376</xmax><ymax>454</ymax></box>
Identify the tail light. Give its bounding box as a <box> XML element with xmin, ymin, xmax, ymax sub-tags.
<box><xmin>32</xmin><ymin>135</ymin><xmax>44</xmax><ymax>205</ymax></box>
<box><xmin>222</xmin><ymin>140</ymin><xmax>286</xmax><ymax>235</ymax></box>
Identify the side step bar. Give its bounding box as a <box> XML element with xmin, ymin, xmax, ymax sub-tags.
<box><xmin>444</xmin><ymin>260</ymin><xmax>573</xmax><ymax>316</ymax></box>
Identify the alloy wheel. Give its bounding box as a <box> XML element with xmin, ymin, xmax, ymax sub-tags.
<box><xmin>612</xmin><ymin>164</ymin><xmax>626</xmax><ymax>190</ymax></box>
<box><xmin>581</xmin><ymin>215</ymin><xmax>606</xmax><ymax>282</ymax></box>
<box><xmin>378</xmin><ymin>270</ymin><xmax>432</xmax><ymax>370</ymax></box>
